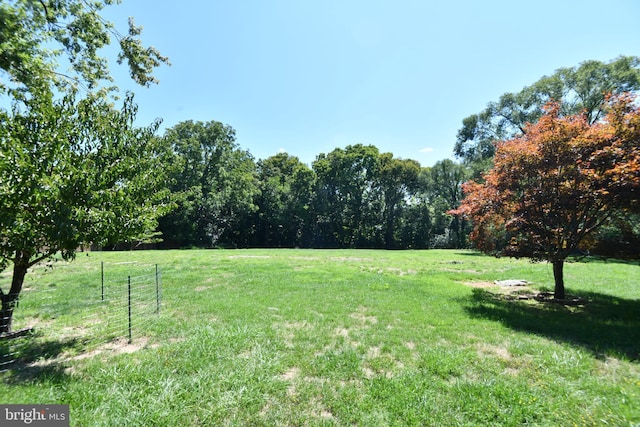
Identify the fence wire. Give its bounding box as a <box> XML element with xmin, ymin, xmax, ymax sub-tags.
<box><xmin>0</xmin><ymin>261</ymin><xmax>161</xmax><ymax>373</ymax></box>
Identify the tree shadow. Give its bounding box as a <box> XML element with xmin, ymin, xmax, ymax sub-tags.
<box><xmin>577</xmin><ymin>256</ymin><xmax>640</xmax><ymax>267</ymax></box>
<box><xmin>0</xmin><ymin>335</ymin><xmax>79</xmax><ymax>384</ymax></box>
<box><xmin>453</xmin><ymin>251</ymin><xmax>486</xmax><ymax>257</ymax></box>
<box><xmin>464</xmin><ymin>288</ymin><xmax>640</xmax><ymax>361</ymax></box>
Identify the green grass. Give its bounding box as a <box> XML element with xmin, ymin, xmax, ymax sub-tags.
<box><xmin>1</xmin><ymin>249</ymin><xmax>638</xmax><ymax>426</ymax></box>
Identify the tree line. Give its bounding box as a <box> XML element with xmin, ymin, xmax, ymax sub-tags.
<box><xmin>153</xmin><ymin>121</ymin><xmax>471</xmax><ymax>250</ymax></box>
<box><xmin>151</xmin><ymin>55</ymin><xmax>640</xmax><ymax>254</ymax></box>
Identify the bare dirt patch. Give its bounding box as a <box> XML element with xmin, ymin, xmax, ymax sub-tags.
<box><xmin>462</xmin><ymin>281</ymin><xmax>497</xmax><ymax>288</ymax></box>
<box><xmin>226</xmin><ymin>255</ymin><xmax>272</xmax><ymax>259</ymax></box>
<box><xmin>334</xmin><ymin>327</ymin><xmax>350</xmax><ymax>338</ymax></box>
<box><xmin>309</xmin><ymin>398</ymin><xmax>335</xmax><ymax>420</ymax></box>
<box><xmin>330</xmin><ymin>257</ymin><xmax>371</xmax><ymax>262</ymax></box>
<box><xmin>277</xmin><ymin>367</ymin><xmax>300</xmax><ymax>397</ymax></box>
<box><xmin>531</xmin><ymin>292</ymin><xmax>586</xmax><ymax>306</ymax></box>
<box><xmin>319</xmin><ymin>409</ymin><xmax>334</xmax><ymax>420</ymax></box>
<box><xmin>350</xmin><ymin>306</ymin><xmax>378</xmax><ymax>325</ymax></box>
<box><xmin>463</xmin><ymin>281</ymin><xmax>539</xmax><ymax>299</ymax></box>
<box><xmin>282</xmin><ymin>367</ymin><xmax>300</xmax><ymax>381</ymax></box>
<box><xmin>27</xmin><ymin>336</ymin><xmax>151</xmax><ymax>372</ymax></box>
<box><xmin>275</xmin><ymin>321</ymin><xmax>314</xmax><ymax>349</ymax></box>
<box><xmin>350</xmin><ymin>312</ymin><xmax>378</xmax><ymax>325</ymax></box>
<box><xmin>503</xmin><ymin>367</ymin><xmax>520</xmax><ymax>376</ymax></box>
<box><xmin>284</xmin><ymin>321</ymin><xmax>312</xmax><ymax>330</ymax></box>
<box><xmin>386</xmin><ymin>267</ymin><xmax>417</xmax><ymax>276</ymax></box>
<box><xmin>76</xmin><ymin>337</ymin><xmax>149</xmax><ymax>359</ymax></box>
<box><xmin>362</xmin><ymin>366</ymin><xmax>376</xmax><ymax>379</ymax></box>
<box><xmin>367</xmin><ymin>346</ymin><xmax>381</xmax><ymax>358</ymax></box>
<box><xmin>288</xmin><ymin>256</ymin><xmax>320</xmax><ymax>261</ymax></box>
<box><xmin>477</xmin><ymin>342</ymin><xmax>512</xmax><ymax>361</ymax></box>
<box><xmin>362</xmin><ymin>266</ymin><xmax>417</xmax><ymax>276</ymax></box>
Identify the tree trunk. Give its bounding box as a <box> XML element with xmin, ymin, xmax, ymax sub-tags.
<box><xmin>0</xmin><ymin>261</ymin><xmax>29</xmax><ymax>335</ymax></box>
<box><xmin>552</xmin><ymin>259</ymin><xmax>566</xmax><ymax>300</ymax></box>
<box><xmin>384</xmin><ymin>207</ymin><xmax>396</xmax><ymax>250</ymax></box>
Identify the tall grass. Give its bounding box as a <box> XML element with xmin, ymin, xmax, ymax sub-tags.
<box><xmin>1</xmin><ymin>249</ymin><xmax>638</xmax><ymax>426</ymax></box>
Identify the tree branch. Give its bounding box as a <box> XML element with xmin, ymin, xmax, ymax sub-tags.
<box><xmin>38</xmin><ymin>0</ymin><xmax>51</xmax><ymax>22</ymax></box>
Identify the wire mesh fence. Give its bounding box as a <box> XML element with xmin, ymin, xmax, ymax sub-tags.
<box><xmin>0</xmin><ymin>260</ymin><xmax>162</xmax><ymax>373</ymax></box>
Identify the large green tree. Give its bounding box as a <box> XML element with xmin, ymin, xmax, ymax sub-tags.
<box><xmin>312</xmin><ymin>145</ymin><xmax>382</xmax><ymax>248</ymax></box>
<box><xmin>253</xmin><ymin>153</ymin><xmax>315</xmax><ymax>247</ymax></box>
<box><xmin>454</xmin><ymin>56</ymin><xmax>640</xmax><ymax>165</ymax></box>
<box><xmin>157</xmin><ymin>121</ymin><xmax>258</xmax><ymax>248</ymax></box>
<box><xmin>376</xmin><ymin>154</ymin><xmax>420</xmax><ymax>248</ymax></box>
<box><xmin>428</xmin><ymin>159</ymin><xmax>471</xmax><ymax>248</ymax></box>
<box><xmin>310</xmin><ymin>145</ymin><xmax>432</xmax><ymax>249</ymax></box>
<box><xmin>395</xmin><ymin>167</ymin><xmax>434</xmax><ymax>249</ymax></box>
<box><xmin>0</xmin><ymin>0</ymin><xmax>170</xmax><ymax>334</ymax></box>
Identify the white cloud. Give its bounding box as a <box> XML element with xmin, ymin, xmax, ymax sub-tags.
<box><xmin>420</xmin><ymin>147</ymin><xmax>433</xmax><ymax>153</ymax></box>
<box><xmin>278</xmin><ymin>148</ymin><xmax>286</xmax><ymax>154</ymax></box>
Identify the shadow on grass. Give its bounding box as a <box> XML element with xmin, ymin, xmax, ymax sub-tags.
<box><xmin>454</xmin><ymin>251</ymin><xmax>486</xmax><ymax>257</ymax></box>
<box><xmin>465</xmin><ymin>289</ymin><xmax>640</xmax><ymax>361</ymax></box>
<box><xmin>577</xmin><ymin>256</ymin><xmax>640</xmax><ymax>267</ymax></box>
<box><xmin>0</xmin><ymin>335</ymin><xmax>79</xmax><ymax>384</ymax></box>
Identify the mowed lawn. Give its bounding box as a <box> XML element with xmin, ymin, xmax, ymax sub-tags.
<box><xmin>1</xmin><ymin>249</ymin><xmax>638</xmax><ymax>426</ymax></box>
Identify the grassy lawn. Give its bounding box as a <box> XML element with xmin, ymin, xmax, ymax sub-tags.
<box><xmin>1</xmin><ymin>249</ymin><xmax>638</xmax><ymax>426</ymax></box>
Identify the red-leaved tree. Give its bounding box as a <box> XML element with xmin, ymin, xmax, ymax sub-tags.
<box><xmin>452</xmin><ymin>95</ymin><xmax>640</xmax><ymax>299</ymax></box>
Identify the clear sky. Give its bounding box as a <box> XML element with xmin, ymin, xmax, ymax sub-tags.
<box><xmin>103</xmin><ymin>0</ymin><xmax>640</xmax><ymax>167</ymax></box>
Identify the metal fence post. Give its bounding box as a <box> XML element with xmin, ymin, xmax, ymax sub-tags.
<box><xmin>101</xmin><ymin>261</ymin><xmax>104</xmax><ymax>301</ymax></box>
<box><xmin>155</xmin><ymin>264</ymin><xmax>161</xmax><ymax>314</ymax></box>
<box><xmin>128</xmin><ymin>276</ymin><xmax>132</xmax><ymax>344</ymax></box>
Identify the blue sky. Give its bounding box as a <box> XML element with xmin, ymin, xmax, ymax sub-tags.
<box><xmin>103</xmin><ymin>0</ymin><xmax>640</xmax><ymax>166</ymax></box>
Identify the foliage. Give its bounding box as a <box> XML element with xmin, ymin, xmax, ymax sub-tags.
<box><xmin>376</xmin><ymin>154</ymin><xmax>421</xmax><ymax>248</ymax></box>
<box><xmin>153</xmin><ymin>142</ymin><xmax>471</xmax><ymax>250</ymax></box>
<box><xmin>428</xmin><ymin>159</ymin><xmax>472</xmax><ymax>248</ymax></box>
<box><xmin>452</xmin><ymin>95</ymin><xmax>640</xmax><ymax>298</ymax></box>
<box><xmin>157</xmin><ymin>121</ymin><xmax>258</xmax><ymax>248</ymax></box>
<box><xmin>252</xmin><ymin>153</ymin><xmax>315</xmax><ymax>247</ymax></box>
<box><xmin>454</xmin><ymin>56</ymin><xmax>640</xmax><ymax>165</ymax></box>
<box><xmin>0</xmin><ymin>91</ymin><xmax>171</xmax><ymax>250</ymax></box>
<box><xmin>0</xmin><ymin>0</ymin><xmax>170</xmax><ymax>333</ymax></box>
<box><xmin>591</xmin><ymin>212</ymin><xmax>640</xmax><ymax>258</ymax></box>
<box><xmin>394</xmin><ymin>167</ymin><xmax>433</xmax><ymax>249</ymax></box>
<box><xmin>308</xmin><ymin>145</ymin><xmax>452</xmax><ymax>249</ymax></box>
<box><xmin>312</xmin><ymin>144</ymin><xmax>382</xmax><ymax>248</ymax></box>
<box><xmin>0</xmin><ymin>0</ymin><xmax>169</xmax><ymax>97</ymax></box>
<box><xmin>0</xmin><ymin>91</ymin><xmax>173</xmax><ymax>332</ymax></box>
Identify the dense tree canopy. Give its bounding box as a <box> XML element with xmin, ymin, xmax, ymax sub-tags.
<box><xmin>152</xmin><ymin>138</ymin><xmax>470</xmax><ymax>251</ymax></box>
<box><xmin>253</xmin><ymin>153</ymin><xmax>315</xmax><ymax>248</ymax></box>
<box><xmin>376</xmin><ymin>154</ymin><xmax>421</xmax><ymax>248</ymax></box>
<box><xmin>312</xmin><ymin>144</ymin><xmax>382</xmax><ymax>248</ymax></box>
<box><xmin>454</xmin><ymin>56</ymin><xmax>640</xmax><ymax>165</ymax></box>
<box><xmin>157</xmin><ymin>121</ymin><xmax>258</xmax><ymax>248</ymax></box>
<box><xmin>428</xmin><ymin>159</ymin><xmax>471</xmax><ymax>248</ymax></box>
<box><xmin>452</xmin><ymin>95</ymin><xmax>640</xmax><ymax>299</ymax></box>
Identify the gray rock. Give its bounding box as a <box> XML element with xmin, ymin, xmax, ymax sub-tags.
<box><xmin>494</xmin><ymin>279</ymin><xmax>530</xmax><ymax>287</ymax></box>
